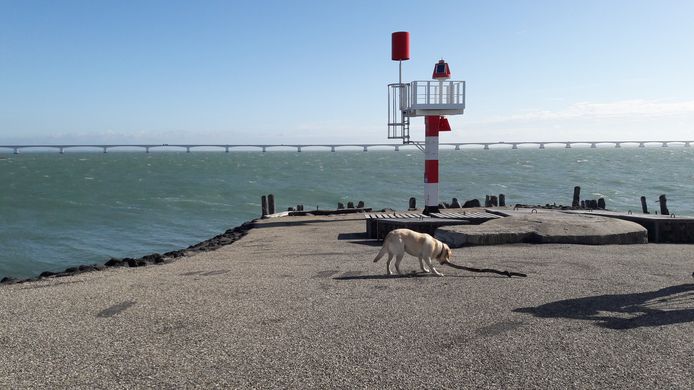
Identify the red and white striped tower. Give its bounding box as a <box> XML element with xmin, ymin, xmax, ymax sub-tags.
<box><xmin>424</xmin><ymin>115</ymin><xmax>450</xmax><ymax>214</ymax></box>
<box><xmin>424</xmin><ymin>116</ymin><xmax>439</xmax><ymax>214</ymax></box>
<box><xmin>424</xmin><ymin>60</ymin><xmax>453</xmax><ymax>214</ymax></box>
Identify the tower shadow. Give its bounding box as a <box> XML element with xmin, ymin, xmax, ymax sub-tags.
<box><xmin>514</xmin><ymin>283</ymin><xmax>694</xmax><ymax>330</ymax></box>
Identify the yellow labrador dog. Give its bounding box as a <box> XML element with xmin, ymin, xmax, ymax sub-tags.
<box><xmin>373</xmin><ymin>228</ymin><xmax>452</xmax><ymax>277</ymax></box>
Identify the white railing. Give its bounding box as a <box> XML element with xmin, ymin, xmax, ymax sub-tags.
<box><xmin>410</xmin><ymin>80</ymin><xmax>465</xmax><ymax>107</ymax></box>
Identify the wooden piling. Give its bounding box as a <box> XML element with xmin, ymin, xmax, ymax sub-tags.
<box><xmin>659</xmin><ymin>194</ymin><xmax>669</xmax><ymax>215</ymax></box>
<box><xmin>347</xmin><ymin>201</ymin><xmax>354</xmax><ymax>209</ymax></box>
<box><xmin>357</xmin><ymin>201</ymin><xmax>365</xmax><ymax>208</ymax></box>
<box><xmin>597</xmin><ymin>198</ymin><xmax>606</xmax><ymax>209</ymax></box>
<box><xmin>261</xmin><ymin>195</ymin><xmax>268</xmax><ymax>217</ymax></box>
<box><xmin>450</xmin><ymin>198</ymin><xmax>461</xmax><ymax>208</ymax></box>
<box><xmin>499</xmin><ymin>194</ymin><xmax>506</xmax><ymax>207</ymax></box>
<box><xmin>485</xmin><ymin>195</ymin><xmax>491</xmax><ymax>207</ymax></box>
<box><xmin>462</xmin><ymin>199</ymin><xmax>481</xmax><ymax>208</ymax></box>
<box><xmin>337</xmin><ymin>202</ymin><xmax>345</xmax><ymax>209</ymax></box>
<box><xmin>268</xmin><ymin>194</ymin><xmax>275</xmax><ymax>214</ymax></box>
<box><xmin>641</xmin><ymin>196</ymin><xmax>649</xmax><ymax>214</ymax></box>
<box><xmin>572</xmin><ymin>186</ymin><xmax>581</xmax><ymax>208</ymax></box>
<box><xmin>409</xmin><ymin>197</ymin><xmax>416</xmax><ymax>210</ymax></box>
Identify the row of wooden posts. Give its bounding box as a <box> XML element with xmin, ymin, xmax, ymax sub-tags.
<box><xmin>406</xmin><ymin>195</ymin><xmax>507</xmax><ymax>210</ymax></box>
<box><xmin>261</xmin><ymin>194</ymin><xmax>366</xmax><ymax>217</ymax></box>
<box><xmin>262</xmin><ymin>189</ymin><xmax>671</xmax><ymax>217</ymax></box>
<box><xmin>573</xmin><ymin>186</ymin><xmax>670</xmax><ymax>215</ymax></box>
<box><xmin>572</xmin><ymin>186</ymin><xmax>606</xmax><ymax>209</ymax></box>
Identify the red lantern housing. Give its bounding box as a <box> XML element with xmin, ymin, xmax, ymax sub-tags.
<box><xmin>432</xmin><ymin>59</ymin><xmax>451</xmax><ymax>80</ymax></box>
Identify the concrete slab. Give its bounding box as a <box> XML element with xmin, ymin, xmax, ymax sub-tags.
<box><xmin>436</xmin><ymin>212</ymin><xmax>648</xmax><ymax>247</ymax></box>
<box><xmin>566</xmin><ymin>210</ymin><xmax>694</xmax><ymax>243</ymax></box>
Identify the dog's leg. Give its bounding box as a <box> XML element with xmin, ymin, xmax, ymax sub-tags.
<box><xmin>394</xmin><ymin>253</ymin><xmax>405</xmax><ymax>275</ymax></box>
<box><xmin>419</xmin><ymin>256</ymin><xmax>431</xmax><ymax>273</ymax></box>
<box><xmin>386</xmin><ymin>253</ymin><xmax>394</xmax><ymax>276</ymax></box>
<box><xmin>425</xmin><ymin>257</ymin><xmax>444</xmax><ymax>277</ymax></box>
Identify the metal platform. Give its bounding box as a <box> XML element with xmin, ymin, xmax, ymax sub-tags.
<box><xmin>429</xmin><ymin>211</ymin><xmax>501</xmax><ymax>222</ymax></box>
<box><xmin>364</xmin><ymin>210</ymin><xmax>499</xmax><ymax>239</ymax></box>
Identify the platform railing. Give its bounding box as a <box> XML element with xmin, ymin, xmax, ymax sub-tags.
<box><xmin>410</xmin><ymin>80</ymin><xmax>465</xmax><ymax>107</ymax></box>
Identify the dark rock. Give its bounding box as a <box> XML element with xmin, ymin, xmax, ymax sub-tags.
<box><xmin>462</xmin><ymin>199</ymin><xmax>481</xmax><ymax>208</ymax></box>
<box><xmin>164</xmin><ymin>250</ymin><xmax>185</xmax><ymax>258</ymax></box>
<box><xmin>1</xmin><ymin>277</ymin><xmax>17</xmax><ymax>284</ymax></box>
<box><xmin>127</xmin><ymin>258</ymin><xmax>146</xmax><ymax>267</ymax></box>
<box><xmin>64</xmin><ymin>267</ymin><xmax>80</xmax><ymax>274</ymax></box>
<box><xmin>78</xmin><ymin>264</ymin><xmax>97</xmax><ymax>272</ymax></box>
<box><xmin>105</xmin><ymin>258</ymin><xmax>124</xmax><ymax>267</ymax></box>
<box><xmin>39</xmin><ymin>271</ymin><xmax>56</xmax><ymax>278</ymax></box>
<box><xmin>142</xmin><ymin>253</ymin><xmax>163</xmax><ymax>263</ymax></box>
<box><xmin>450</xmin><ymin>198</ymin><xmax>461</xmax><ymax>208</ymax></box>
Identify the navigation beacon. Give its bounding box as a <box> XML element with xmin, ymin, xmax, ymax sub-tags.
<box><xmin>387</xmin><ymin>31</ymin><xmax>466</xmax><ymax>214</ymax></box>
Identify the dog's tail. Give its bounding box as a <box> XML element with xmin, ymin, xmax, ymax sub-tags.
<box><xmin>373</xmin><ymin>244</ymin><xmax>388</xmax><ymax>263</ymax></box>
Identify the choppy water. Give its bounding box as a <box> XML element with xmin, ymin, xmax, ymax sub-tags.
<box><xmin>1</xmin><ymin>147</ymin><xmax>693</xmax><ymax>279</ymax></box>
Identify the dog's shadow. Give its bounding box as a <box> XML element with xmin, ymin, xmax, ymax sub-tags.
<box><xmin>334</xmin><ymin>271</ymin><xmax>467</xmax><ymax>281</ymax></box>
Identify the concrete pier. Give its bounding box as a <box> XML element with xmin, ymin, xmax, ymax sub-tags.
<box><xmin>0</xmin><ymin>213</ymin><xmax>692</xmax><ymax>388</ymax></box>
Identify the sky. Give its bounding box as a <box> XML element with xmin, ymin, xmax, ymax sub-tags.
<box><xmin>1</xmin><ymin>0</ymin><xmax>693</xmax><ymax>145</ymax></box>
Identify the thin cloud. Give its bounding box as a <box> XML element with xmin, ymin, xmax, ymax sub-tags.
<box><xmin>475</xmin><ymin>99</ymin><xmax>694</xmax><ymax>124</ymax></box>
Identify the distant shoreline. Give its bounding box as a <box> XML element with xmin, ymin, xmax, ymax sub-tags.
<box><xmin>1</xmin><ymin>140</ymin><xmax>692</xmax><ymax>154</ymax></box>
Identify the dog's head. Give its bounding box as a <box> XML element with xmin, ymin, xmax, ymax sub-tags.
<box><xmin>436</xmin><ymin>243</ymin><xmax>452</xmax><ymax>264</ymax></box>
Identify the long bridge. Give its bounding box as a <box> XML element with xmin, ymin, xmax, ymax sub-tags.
<box><xmin>0</xmin><ymin>141</ymin><xmax>691</xmax><ymax>154</ymax></box>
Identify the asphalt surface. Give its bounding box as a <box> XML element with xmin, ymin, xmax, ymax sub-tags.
<box><xmin>1</xmin><ymin>214</ymin><xmax>692</xmax><ymax>389</ymax></box>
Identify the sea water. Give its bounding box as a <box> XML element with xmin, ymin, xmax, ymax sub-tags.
<box><xmin>1</xmin><ymin>147</ymin><xmax>693</xmax><ymax>279</ymax></box>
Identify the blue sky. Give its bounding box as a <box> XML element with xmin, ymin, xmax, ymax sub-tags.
<box><xmin>1</xmin><ymin>0</ymin><xmax>693</xmax><ymax>144</ymax></box>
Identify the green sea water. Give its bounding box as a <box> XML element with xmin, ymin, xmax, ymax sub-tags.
<box><xmin>1</xmin><ymin>147</ymin><xmax>693</xmax><ymax>279</ymax></box>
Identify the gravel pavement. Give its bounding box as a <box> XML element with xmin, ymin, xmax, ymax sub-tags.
<box><xmin>1</xmin><ymin>214</ymin><xmax>692</xmax><ymax>389</ymax></box>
